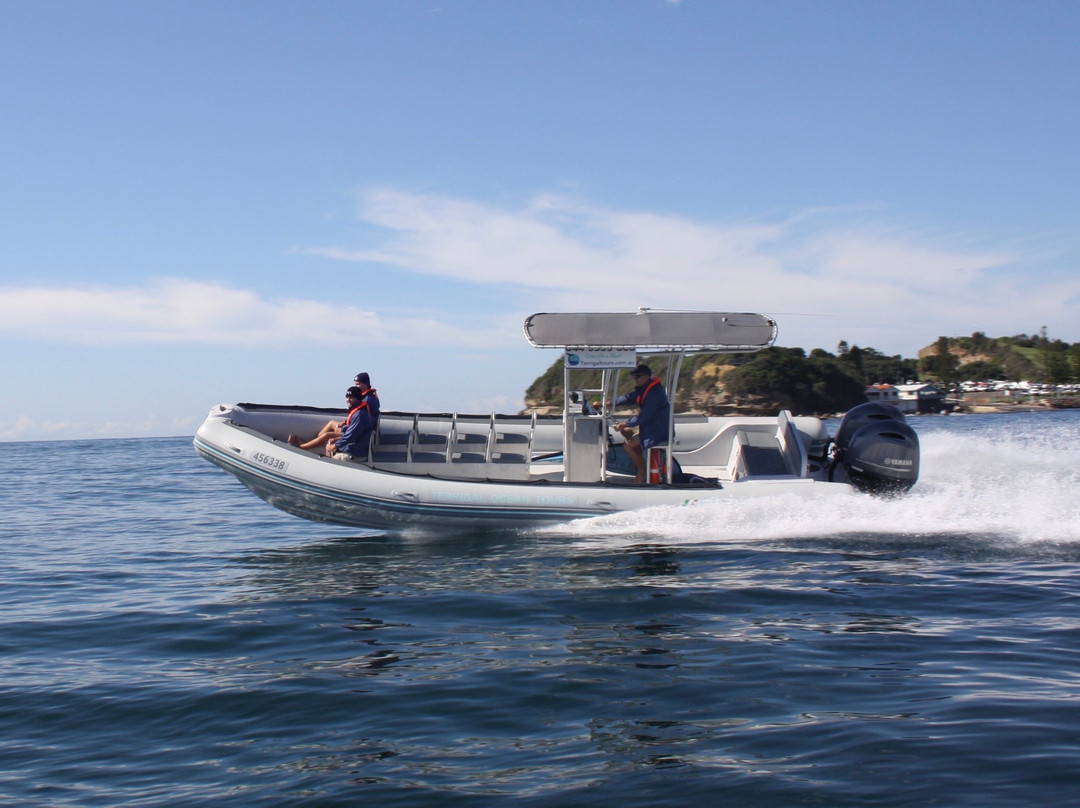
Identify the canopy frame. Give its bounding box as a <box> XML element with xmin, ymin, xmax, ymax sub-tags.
<box><xmin>522</xmin><ymin>308</ymin><xmax>778</xmax><ymax>353</ymax></box>
<box><xmin>529</xmin><ymin>309</ymin><xmax>778</xmax><ymax>485</ymax></box>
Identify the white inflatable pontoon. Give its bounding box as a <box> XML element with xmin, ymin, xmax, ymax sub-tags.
<box><xmin>194</xmin><ymin>310</ymin><xmax>919</xmax><ymax>531</ymax></box>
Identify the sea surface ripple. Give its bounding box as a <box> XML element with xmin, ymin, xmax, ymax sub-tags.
<box><xmin>2</xmin><ymin>411</ymin><xmax>1080</xmax><ymax>806</ymax></box>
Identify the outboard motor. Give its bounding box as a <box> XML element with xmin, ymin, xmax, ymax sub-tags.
<box><xmin>830</xmin><ymin>402</ymin><xmax>920</xmax><ymax>495</ymax></box>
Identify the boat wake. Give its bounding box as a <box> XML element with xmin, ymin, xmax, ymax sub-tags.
<box><xmin>540</xmin><ymin>422</ymin><xmax>1080</xmax><ymax>548</ymax></box>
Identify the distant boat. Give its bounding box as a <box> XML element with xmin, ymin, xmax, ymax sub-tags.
<box><xmin>195</xmin><ymin>310</ymin><xmax>919</xmax><ymax>531</ymax></box>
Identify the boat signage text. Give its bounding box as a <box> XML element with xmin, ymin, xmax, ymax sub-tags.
<box><xmin>564</xmin><ymin>349</ymin><xmax>636</xmax><ymax>369</ymax></box>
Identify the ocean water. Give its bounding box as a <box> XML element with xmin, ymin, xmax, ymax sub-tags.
<box><xmin>3</xmin><ymin>410</ymin><xmax>1080</xmax><ymax>807</ymax></box>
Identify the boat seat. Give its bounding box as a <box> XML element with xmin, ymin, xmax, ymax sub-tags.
<box><xmin>742</xmin><ymin>445</ymin><xmax>789</xmax><ymax>475</ymax></box>
<box><xmin>364</xmin><ymin>410</ymin><xmax>535</xmax><ymax>481</ymax></box>
<box><xmin>455</xmin><ymin>433</ymin><xmax>487</xmax><ymax>445</ymax></box>
<box><xmin>408</xmin><ymin>451</ymin><xmax>446</xmax><ymax>463</ymax></box>
<box><xmin>494</xmin><ymin>432</ymin><xmax>530</xmax><ymax>445</ymax></box>
<box><xmin>644</xmin><ymin>443</ymin><xmax>670</xmax><ymax>484</ymax></box>
<box><xmin>452</xmin><ymin>452</ymin><xmax>487</xmax><ymax>464</ymax></box>
<box><xmin>372</xmin><ymin>449</ymin><xmax>409</xmax><ymax>464</ymax></box>
<box><xmin>728</xmin><ymin>429</ymin><xmax>792</xmax><ymax>479</ymax></box>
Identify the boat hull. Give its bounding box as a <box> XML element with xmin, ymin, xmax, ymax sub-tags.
<box><xmin>194</xmin><ymin>404</ymin><xmax>853</xmax><ymax>532</ymax></box>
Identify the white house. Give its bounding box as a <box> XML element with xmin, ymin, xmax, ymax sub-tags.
<box><xmin>864</xmin><ymin>384</ymin><xmax>901</xmax><ymax>408</ymax></box>
<box><xmin>894</xmin><ymin>382</ymin><xmax>946</xmax><ymax>414</ymax></box>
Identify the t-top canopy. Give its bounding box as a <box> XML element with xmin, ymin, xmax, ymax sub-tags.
<box><xmin>522</xmin><ymin>310</ymin><xmax>777</xmax><ymax>352</ymax></box>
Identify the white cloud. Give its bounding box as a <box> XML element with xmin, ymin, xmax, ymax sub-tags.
<box><xmin>338</xmin><ymin>190</ymin><xmax>1011</xmax><ymax>305</ymax></box>
<box><xmin>3</xmin><ymin>190</ymin><xmax>1075</xmax><ymax>357</ymax></box>
<box><xmin>310</xmin><ymin>189</ymin><xmax>1070</xmax><ymax>351</ymax></box>
<box><xmin>0</xmin><ymin>278</ymin><xmax>503</xmax><ymax>349</ymax></box>
<box><xmin>0</xmin><ymin>415</ymin><xmax>39</xmax><ymax>442</ymax></box>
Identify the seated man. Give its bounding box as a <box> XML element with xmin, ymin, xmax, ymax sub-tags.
<box><xmin>325</xmin><ymin>385</ymin><xmax>379</xmax><ymax>462</ymax></box>
<box><xmin>611</xmin><ymin>364</ymin><xmax>670</xmax><ymax>483</ymax></box>
<box><xmin>289</xmin><ymin>372</ymin><xmax>378</xmax><ymax>450</ymax></box>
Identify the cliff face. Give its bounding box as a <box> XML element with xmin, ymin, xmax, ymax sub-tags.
<box><xmin>678</xmin><ymin>363</ymin><xmax>779</xmax><ymax>415</ymax></box>
<box><xmin>523</xmin><ymin>334</ymin><xmax>1077</xmax><ymax>416</ymax></box>
<box><xmin>523</xmin><ymin>356</ymin><xmax>782</xmax><ymax>416</ymax></box>
<box><xmin>916</xmin><ymin>345</ymin><xmax>996</xmax><ymax>365</ymax></box>
<box><xmin>683</xmin><ymin>390</ymin><xmax>779</xmax><ymax>416</ymax></box>
<box><xmin>916</xmin><ymin>336</ymin><xmax>1045</xmax><ymax>381</ymax></box>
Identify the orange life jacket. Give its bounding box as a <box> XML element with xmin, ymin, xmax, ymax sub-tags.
<box><xmin>636</xmin><ymin>378</ymin><xmax>661</xmax><ymax>408</ymax></box>
<box><xmin>344</xmin><ymin>389</ymin><xmax>377</xmax><ymax>425</ymax></box>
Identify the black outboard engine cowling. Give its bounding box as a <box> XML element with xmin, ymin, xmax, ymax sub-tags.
<box><xmin>832</xmin><ymin>402</ymin><xmax>920</xmax><ymax>495</ymax></box>
<box><xmin>843</xmin><ymin>419</ymin><xmax>920</xmax><ymax>494</ymax></box>
<box><xmin>833</xmin><ymin>402</ymin><xmax>906</xmax><ymax>453</ymax></box>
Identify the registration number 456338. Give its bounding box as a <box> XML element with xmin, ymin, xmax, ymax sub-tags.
<box><xmin>251</xmin><ymin>451</ymin><xmax>288</xmax><ymax>473</ymax></box>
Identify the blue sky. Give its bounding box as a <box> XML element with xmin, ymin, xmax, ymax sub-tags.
<box><xmin>2</xmin><ymin>1</ymin><xmax>1078</xmax><ymax>440</ymax></box>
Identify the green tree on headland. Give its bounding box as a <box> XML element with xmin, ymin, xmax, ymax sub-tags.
<box><xmin>723</xmin><ymin>346</ymin><xmax>867</xmax><ymax>414</ymax></box>
<box><xmin>919</xmin><ymin>337</ymin><xmax>961</xmax><ymax>389</ymax></box>
<box><xmin>837</xmin><ymin>343</ymin><xmax>917</xmax><ymax>384</ymax></box>
<box><xmin>523</xmin><ymin>329</ymin><xmax>1080</xmax><ymax>415</ymax></box>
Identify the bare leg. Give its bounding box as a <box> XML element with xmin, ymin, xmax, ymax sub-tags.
<box><xmin>623</xmin><ymin>436</ymin><xmax>646</xmax><ymax>483</ymax></box>
<box><xmin>288</xmin><ymin>420</ymin><xmax>342</xmax><ymax>451</ymax></box>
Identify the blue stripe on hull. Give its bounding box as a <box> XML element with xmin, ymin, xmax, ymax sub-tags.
<box><xmin>194</xmin><ymin>437</ymin><xmax>603</xmax><ymax>530</ymax></box>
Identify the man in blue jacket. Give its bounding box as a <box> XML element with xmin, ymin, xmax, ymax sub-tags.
<box><xmin>327</xmin><ymin>384</ymin><xmax>379</xmax><ymax>462</ymax></box>
<box><xmin>612</xmin><ymin>364</ymin><xmax>670</xmax><ymax>483</ymax></box>
<box><xmin>288</xmin><ymin>372</ymin><xmax>379</xmax><ymax>452</ymax></box>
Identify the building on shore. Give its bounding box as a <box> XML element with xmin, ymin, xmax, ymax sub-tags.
<box><xmin>864</xmin><ymin>384</ymin><xmax>901</xmax><ymax>407</ymax></box>
<box><xmin>865</xmin><ymin>383</ymin><xmax>949</xmax><ymax>414</ymax></box>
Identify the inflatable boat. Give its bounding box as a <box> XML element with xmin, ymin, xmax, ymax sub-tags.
<box><xmin>194</xmin><ymin>310</ymin><xmax>919</xmax><ymax>531</ymax></box>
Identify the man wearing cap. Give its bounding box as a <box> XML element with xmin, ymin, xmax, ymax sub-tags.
<box><xmin>326</xmin><ymin>383</ymin><xmax>380</xmax><ymax>462</ymax></box>
<box><xmin>288</xmin><ymin>373</ymin><xmax>379</xmax><ymax>453</ymax></box>
<box><xmin>611</xmin><ymin>364</ymin><xmax>671</xmax><ymax>483</ymax></box>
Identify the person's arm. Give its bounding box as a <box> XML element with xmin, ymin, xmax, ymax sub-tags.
<box><xmin>630</xmin><ymin>387</ymin><xmax>665</xmax><ymax>429</ymax></box>
<box><xmin>335</xmin><ymin>408</ymin><xmax>373</xmax><ymax>454</ymax></box>
<box><xmin>364</xmin><ymin>391</ymin><xmax>380</xmax><ymax>420</ymax></box>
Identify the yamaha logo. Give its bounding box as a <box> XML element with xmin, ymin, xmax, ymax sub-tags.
<box><xmin>884</xmin><ymin>457</ymin><xmax>914</xmax><ymax>466</ymax></box>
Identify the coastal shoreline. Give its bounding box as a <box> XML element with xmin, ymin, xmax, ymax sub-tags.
<box><xmin>951</xmin><ymin>395</ymin><xmax>1080</xmax><ymax>415</ymax></box>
